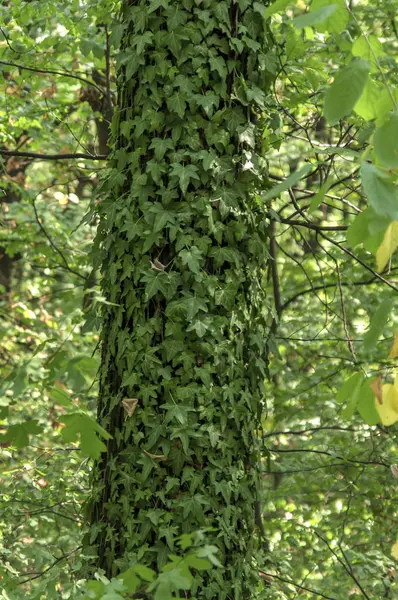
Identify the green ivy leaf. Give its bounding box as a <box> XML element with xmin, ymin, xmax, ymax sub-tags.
<box><xmin>179</xmin><ymin>246</ymin><xmax>203</xmax><ymax>274</ymax></box>
<box><xmin>170</xmin><ymin>163</ymin><xmax>200</xmax><ymax>194</ymax></box>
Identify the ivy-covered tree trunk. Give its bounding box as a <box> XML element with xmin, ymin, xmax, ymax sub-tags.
<box><xmin>87</xmin><ymin>0</ymin><xmax>272</xmax><ymax>597</ymax></box>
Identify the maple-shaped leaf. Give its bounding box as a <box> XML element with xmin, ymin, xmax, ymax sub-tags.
<box><xmin>170</xmin><ymin>163</ymin><xmax>200</xmax><ymax>194</ymax></box>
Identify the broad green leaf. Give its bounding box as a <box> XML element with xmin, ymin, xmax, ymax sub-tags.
<box><xmin>59</xmin><ymin>413</ymin><xmax>111</xmax><ymax>459</ymax></box>
<box><xmin>263</xmin><ymin>0</ymin><xmax>292</xmax><ymax>19</ymax></box>
<box><xmin>374</xmin><ymin>111</ymin><xmax>398</xmax><ymax>168</ymax></box>
<box><xmin>310</xmin><ymin>0</ymin><xmax>348</xmax><ymax>33</ymax></box>
<box><xmin>357</xmin><ymin>380</ymin><xmax>380</xmax><ymax>426</ymax></box>
<box><xmin>324</xmin><ymin>60</ymin><xmax>370</xmax><ymax>125</ymax></box>
<box><xmin>293</xmin><ymin>5</ymin><xmax>337</xmax><ymax>29</ymax></box>
<box><xmin>0</xmin><ymin>420</ymin><xmax>43</xmax><ymax>449</ymax></box>
<box><xmin>346</xmin><ymin>207</ymin><xmax>390</xmax><ymax>248</ymax></box>
<box><xmin>263</xmin><ymin>165</ymin><xmax>312</xmax><ymax>201</ymax></box>
<box><xmin>352</xmin><ymin>35</ymin><xmax>384</xmax><ymax>72</ymax></box>
<box><xmin>336</xmin><ymin>373</ymin><xmax>363</xmax><ymax>411</ymax></box>
<box><xmin>376</xmin><ymin>380</ymin><xmax>398</xmax><ymax>426</ymax></box>
<box><xmin>363</xmin><ymin>297</ymin><xmax>391</xmax><ymax>350</ymax></box>
<box><xmin>376</xmin><ymin>222</ymin><xmax>398</xmax><ymax>271</ymax></box>
<box><xmin>360</xmin><ymin>162</ymin><xmax>398</xmax><ymax>220</ymax></box>
<box><xmin>196</xmin><ymin>545</ymin><xmax>222</xmax><ymax>567</ymax></box>
<box><xmin>49</xmin><ymin>387</ymin><xmax>73</xmax><ymax>407</ymax></box>
<box><xmin>354</xmin><ymin>78</ymin><xmax>382</xmax><ymax>121</ymax></box>
<box><xmin>309</xmin><ymin>179</ymin><xmax>331</xmax><ymax>212</ymax></box>
<box><xmin>374</xmin><ymin>87</ymin><xmax>398</xmax><ymax>126</ymax></box>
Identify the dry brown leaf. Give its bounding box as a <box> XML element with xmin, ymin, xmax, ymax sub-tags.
<box><xmin>122</xmin><ymin>397</ymin><xmax>139</xmax><ymax>417</ymax></box>
<box><xmin>390</xmin><ymin>464</ymin><xmax>398</xmax><ymax>479</ymax></box>
<box><xmin>143</xmin><ymin>449</ymin><xmax>166</xmax><ymax>460</ymax></box>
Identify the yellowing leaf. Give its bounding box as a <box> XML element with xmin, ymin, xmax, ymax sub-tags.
<box><xmin>392</xmin><ymin>541</ymin><xmax>398</xmax><ymax>560</ymax></box>
<box><xmin>376</xmin><ymin>222</ymin><xmax>398</xmax><ymax>271</ymax></box>
<box><xmin>389</xmin><ymin>332</ymin><xmax>398</xmax><ymax>359</ymax></box>
<box><xmin>375</xmin><ymin>383</ymin><xmax>398</xmax><ymax>426</ymax></box>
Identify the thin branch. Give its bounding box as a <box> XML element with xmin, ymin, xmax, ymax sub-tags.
<box><xmin>314</xmin><ymin>532</ymin><xmax>371</xmax><ymax>600</ymax></box>
<box><xmin>32</xmin><ymin>199</ymin><xmax>87</xmax><ymax>280</ymax></box>
<box><xmin>0</xmin><ymin>59</ymin><xmax>105</xmax><ymax>95</ymax></box>
<box><xmin>269</xmin><ymin>448</ymin><xmax>389</xmax><ymax>468</ymax></box>
<box><xmin>259</xmin><ymin>570</ymin><xmax>338</xmax><ymax>600</ymax></box>
<box><xmin>0</xmin><ymin>149</ymin><xmax>107</xmax><ymax>161</ymax></box>
<box><xmin>18</xmin><ymin>546</ymin><xmax>82</xmax><ymax>584</ymax></box>
<box><xmin>264</xmin><ymin>426</ymin><xmax>358</xmax><ymax>438</ymax></box>
<box><xmin>279</xmin><ymin>217</ymin><xmax>348</xmax><ymax>232</ymax></box>
<box><xmin>320</xmin><ymin>232</ymin><xmax>398</xmax><ymax>293</ymax></box>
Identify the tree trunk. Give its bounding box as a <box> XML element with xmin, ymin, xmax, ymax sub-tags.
<box><xmin>87</xmin><ymin>1</ymin><xmax>273</xmax><ymax>597</ymax></box>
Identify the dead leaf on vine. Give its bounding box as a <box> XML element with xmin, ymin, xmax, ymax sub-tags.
<box><xmin>122</xmin><ymin>398</ymin><xmax>138</xmax><ymax>417</ymax></box>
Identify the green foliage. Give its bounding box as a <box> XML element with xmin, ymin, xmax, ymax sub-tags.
<box><xmin>324</xmin><ymin>60</ymin><xmax>370</xmax><ymax>125</ymax></box>
<box><xmin>1</xmin><ymin>1</ymin><xmax>398</xmax><ymax>600</ymax></box>
<box><xmin>86</xmin><ymin>2</ymin><xmax>273</xmax><ymax>598</ymax></box>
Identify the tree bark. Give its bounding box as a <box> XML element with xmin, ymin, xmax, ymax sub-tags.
<box><xmin>87</xmin><ymin>1</ymin><xmax>273</xmax><ymax>598</ymax></box>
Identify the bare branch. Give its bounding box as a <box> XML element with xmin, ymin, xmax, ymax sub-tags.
<box><xmin>0</xmin><ymin>59</ymin><xmax>105</xmax><ymax>94</ymax></box>
<box><xmin>0</xmin><ymin>149</ymin><xmax>107</xmax><ymax>161</ymax></box>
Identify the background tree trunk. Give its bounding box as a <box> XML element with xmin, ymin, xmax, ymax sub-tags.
<box><xmin>86</xmin><ymin>1</ymin><xmax>273</xmax><ymax>597</ymax></box>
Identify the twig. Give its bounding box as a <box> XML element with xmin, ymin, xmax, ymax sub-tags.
<box><xmin>0</xmin><ymin>59</ymin><xmax>105</xmax><ymax>95</ymax></box>
<box><xmin>0</xmin><ymin>149</ymin><xmax>107</xmax><ymax>161</ymax></box>
<box><xmin>32</xmin><ymin>199</ymin><xmax>86</xmax><ymax>280</ymax></box>
<box><xmin>18</xmin><ymin>546</ymin><xmax>82</xmax><ymax>584</ymax></box>
<box><xmin>259</xmin><ymin>570</ymin><xmax>338</xmax><ymax>600</ymax></box>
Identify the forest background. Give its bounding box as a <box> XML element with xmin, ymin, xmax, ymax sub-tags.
<box><xmin>1</xmin><ymin>0</ymin><xmax>398</xmax><ymax>598</ymax></box>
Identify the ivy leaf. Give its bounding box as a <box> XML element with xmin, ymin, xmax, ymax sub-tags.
<box><xmin>293</xmin><ymin>5</ymin><xmax>337</xmax><ymax>29</ymax></box>
<box><xmin>166</xmin><ymin>92</ymin><xmax>187</xmax><ymax>118</ymax></box>
<box><xmin>209</xmin><ymin>55</ymin><xmax>227</xmax><ymax>78</ymax></box>
<box><xmin>170</xmin><ymin>163</ymin><xmax>200</xmax><ymax>194</ymax></box>
<box><xmin>324</xmin><ymin>59</ymin><xmax>370</xmax><ymax>125</ymax></box>
<box><xmin>149</xmin><ymin>138</ymin><xmax>174</xmax><ymax>160</ymax></box>
<box><xmin>374</xmin><ymin>111</ymin><xmax>398</xmax><ymax>169</ymax></box>
<box><xmin>59</xmin><ymin>413</ymin><xmax>111</xmax><ymax>459</ymax></box>
<box><xmin>196</xmin><ymin>545</ymin><xmax>222</xmax><ymax>567</ymax></box>
<box><xmin>134</xmin><ymin>32</ymin><xmax>153</xmax><ymax>55</ymax></box>
<box><xmin>179</xmin><ymin>246</ymin><xmax>203</xmax><ymax>274</ymax></box>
